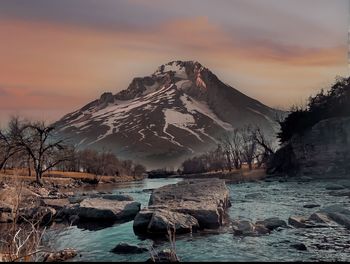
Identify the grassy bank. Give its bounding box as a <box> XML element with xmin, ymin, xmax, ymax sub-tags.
<box><xmin>0</xmin><ymin>169</ymin><xmax>144</xmax><ymax>186</ymax></box>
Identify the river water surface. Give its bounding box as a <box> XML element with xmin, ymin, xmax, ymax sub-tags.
<box><xmin>46</xmin><ymin>178</ymin><xmax>350</xmax><ymax>262</ymax></box>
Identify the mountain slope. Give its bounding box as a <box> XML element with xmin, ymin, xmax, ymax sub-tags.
<box><xmin>55</xmin><ymin>61</ymin><xmax>282</xmax><ymax>168</ymax></box>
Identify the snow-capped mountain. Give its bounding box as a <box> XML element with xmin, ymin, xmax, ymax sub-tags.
<box><xmin>54</xmin><ymin>61</ymin><xmax>282</xmax><ymax>168</ymax></box>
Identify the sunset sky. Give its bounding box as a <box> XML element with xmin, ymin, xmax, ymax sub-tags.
<box><xmin>0</xmin><ymin>0</ymin><xmax>348</xmax><ymax>124</ymax></box>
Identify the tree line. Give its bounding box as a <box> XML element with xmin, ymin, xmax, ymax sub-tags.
<box><xmin>0</xmin><ymin>117</ymin><xmax>146</xmax><ymax>184</ymax></box>
<box><xmin>278</xmin><ymin>76</ymin><xmax>350</xmax><ymax>143</ymax></box>
<box><xmin>181</xmin><ymin>126</ymin><xmax>275</xmax><ymax>174</ymax></box>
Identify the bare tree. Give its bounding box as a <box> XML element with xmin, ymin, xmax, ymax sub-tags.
<box><xmin>240</xmin><ymin>126</ymin><xmax>257</xmax><ymax>170</ymax></box>
<box><xmin>14</xmin><ymin>121</ymin><xmax>69</xmax><ymax>184</ymax></box>
<box><xmin>220</xmin><ymin>129</ymin><xmax>242</xmax><ymax>170</ymax></box>
<box><xmin>251</xmin><ymin>126</ymin><xmax>277</xmax><ymax>168</ymax></box>
<box><xmin>0</xmin><ymin>117</ymin><xmax>23</xmax><ymax>171</ymax></box>
<box><xmin>133</xmin><ymin>164</ymin><xmax>146</xmax><ymax>178</ymax></box>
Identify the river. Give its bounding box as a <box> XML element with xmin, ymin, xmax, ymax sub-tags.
<box><xmin>46</xmin><ymin>177</ymin><xmax>350</xmax><ymax>262</ymax></box>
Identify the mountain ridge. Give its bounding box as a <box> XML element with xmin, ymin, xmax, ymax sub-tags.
<box><xmin>54</xmin><ymin>60</ymin><xmax>283</xmax><ymax>169</ymax></box>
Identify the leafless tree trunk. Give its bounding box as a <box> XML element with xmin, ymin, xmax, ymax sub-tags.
<box><xmin>241</xmin><ymin>126</ymin><xmax>257</xmax><ymax>170</ymax></box>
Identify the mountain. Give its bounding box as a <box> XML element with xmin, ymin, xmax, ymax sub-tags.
<box><xmin>54</xmin><ymin>60</ymin><xmax>282</xmax><ymax>169</ymax></box>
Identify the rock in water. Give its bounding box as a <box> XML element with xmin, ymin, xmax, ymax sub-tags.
<box><xmin>288</xmin><ymin>216</ymin><xmax>308</xmax><ymax>228</ymax></box>
<box><xmin>147</xmin><ymin>209</ymin><xmax>199</xmax><ymax>234</ymax></box>
<box><xmin>232</xmin><ymin>220</ymin><xmax>255</xmax><ymax>236</ymax></box>
<box><xmin>134</xmin><ymin>179</ymin><xmax>230</xmax><ymax>235</ymax></box>
<box><xmin>317</xmin><ymin>205</ymin><xmax>350</xmax><ymax>229</ymax></box>
<box><xmin>78</xmin><ymin>198</ymin><xmax>141</xmax><ymax>221</ymax></box>
<box><xmin>290</xmin><ymin>243</ymin><xmax>307</xmax><ymax>251</ymax></box>
<box><xmin>255</xmin><ymin>217</ymin><xmax>287</xmax><ymax>231</ymax></box>
<box><xmin>111</xmin><ymin>243</ymin><xmax>148</xmax><ymax>254</ymax></box>
<box><xmin>308</xmin><ymin>212</ymin><xmax>334</xmax><ymax>225</ymax></box>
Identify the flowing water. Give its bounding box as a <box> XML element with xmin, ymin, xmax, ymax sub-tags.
<box><xmin>46</xmin><ymin>178</ymin><xmax>350</xmax><ymax>262</ymax></box>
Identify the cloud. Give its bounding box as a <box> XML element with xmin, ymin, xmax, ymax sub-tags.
<box><xmin>0</xmin><ymin>2</ymin><xmax>347</xmax><ymax>123</ymax></box>
<box><xmin>0</xmin><ymin>87</ymin><xmax>10</xmax><ymax>96</ymax></box>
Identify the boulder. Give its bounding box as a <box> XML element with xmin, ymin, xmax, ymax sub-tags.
<box><xmin>308</xmin><ymin>212</ymin><xmax>334</xmax><ymax>225</ymax></box>
<box><xmin>232</xmin><ymin>220</ymin><xmax>255</xmax><ymax>236</ymax></box>
<box><xmin>326</xmin><ymin>212</ymin><xmax>350</xmax><ymax>229</ymax></box>
<box><xmin>254</xmin><ymin>224</ymin><xmax>270</xmax><ymax>235</ymax></box>
<box><xmin>43</xmin><ymin>199</ymin><xmax>69</xmax><ymax>210</ymax></box>
<box><xmin>110</xmin><ymin>243</ymin><xmax>148</xmax><ymax>254</ymax></box>
<box><xmin>317</xmin><ymin>205</ymin><xmax>350</xmax><ymax>229</ymax></box>
<box><xmin>255</xmin><ymin>217</ymin><xmax>287</xmax><ymax>231</ymax></box>
<box><xmin>232</xmin><ymin>220</ymin><xmax>270</xmax><ymax>236</ymax></box>
<box><xmin>134</xmin><ymin>208</ymin><xmax>199</xmax><ymax>235</ymax></box>
<box><xmin>43</xmin><ymin>248</ymin><xmax>77</xmax><ymax>262</ymax></box>
<box><xmin>148</xmin><ymin>179</ymin><xmax>230</xmax><ymax>229</ymax></box>
<box><xmin>290</xmin><ymin>243</ymin><xmax>307</xmax><ymax>251</ymax></box>
<box><xmin>288</xmin><ymin>216</ymin><xmax>308</xmax><ymax>228</ymax></box>
<box><xmin>148</xmin><ymin>210</ymin><xmax>199</xmax><ymax>234</ymax></box>
<box><xmin>133</xmin><ymin>209</ymin><xmax>155</xmax><ymax>234</ymax></box>
<box><xmin>78</xmin><ymin>198</ymin><xmax>140</xmax><ymax>221</ymax></box>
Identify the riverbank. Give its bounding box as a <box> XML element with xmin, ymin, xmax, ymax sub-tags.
<box><xmin>2</xmin><ymin>173</ymin><xmax>350</xmax><ymax>262</ymax></box>
<box><xmin>172</xmin><ymin>168</ymin><xmax>267</xmax><ymax>183</ymax></box>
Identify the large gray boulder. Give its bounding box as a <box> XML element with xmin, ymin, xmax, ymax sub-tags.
<box><xmin>148</xmin><ymin>179</ymin><xmax>230</xmax><ymax>228</ymax></box>
<box><xmin>78</xmin><ymin>198</ymin><xmax>140</xmax><ymax>221</ymax></box>
<box><xmin>134</xmin><ymin>179</ymin><xmax>230</xmax><ymax>235</ymax></box>
<box><xmin>134</xmin><ymin>208</ymin><xmax>199</xmax><ymax>235</ymax></box>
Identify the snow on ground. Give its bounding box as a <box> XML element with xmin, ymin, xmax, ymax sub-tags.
<box><xmin>154</xmin><ymin>62</ymin><xmax>187</xmax><ymax>79</ymax></box>
<box><xmin>163</xmin><ymin>108</ymin><xmax>203</xmax><ymax>144</ymax></box>
<box><xmin>66</xmin><ymin>85</ymin><xmax>177</xmax><ymax>143</ymax></box>
<box><xmin>176</xmin><ymin>80</ymin><xmax>192</xmax><ymax>90</ymax></box>
<box><xmin>138</xmin><ymin>129</ymin><xmax>146</xmax><ymax>141</ymax></box>
<box><xmin>180</xmin><ymin>95</ymin><xmax>233</xmax><ymax>131</ymax></box>
<box><xmin>143</xmin><ymin>82</ymin><xmax>159</xmax><ymax>95</ymax></box>
<box><xmin>247</xmin><ymin>107</ymin><xmax>279</xmax><ymax>131</ymax></box>
<box><xmin>197</xmin><ymin>128</ymin><xmax>218</xmax><ymax>144</ymax></box>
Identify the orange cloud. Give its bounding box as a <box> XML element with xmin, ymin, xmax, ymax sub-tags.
<box><xmin>0</xmin><ymin>16</ymin><xmax>347</xmax><ymax>122</ymax></box>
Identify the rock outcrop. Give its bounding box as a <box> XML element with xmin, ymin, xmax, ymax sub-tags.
<box><xmin>134</xmin><ymin>179</ymin><xmax>230</xmax><ymax>236</ymax></box>
<box><xmin>268</xmin><ymin>117</ymin><xmax>350</xmax><ymax>178</ymax></box>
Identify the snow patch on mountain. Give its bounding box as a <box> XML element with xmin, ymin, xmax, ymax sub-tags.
<box><xmin>180</xmin><ymin>95</ymin><xmax>233</xmax><ymax>131</ymax></box>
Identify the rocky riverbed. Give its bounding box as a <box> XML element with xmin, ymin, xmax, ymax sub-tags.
<box><xmin>1</xmin><ymin>177</ymin><xmax>350</xmax><ymax>261</ymax></box>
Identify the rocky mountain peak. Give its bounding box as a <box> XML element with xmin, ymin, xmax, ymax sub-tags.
<box><xmin>54</xmin><ymin>60</ymin><xmax>282</xmax><ymax>169</ymax></box>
